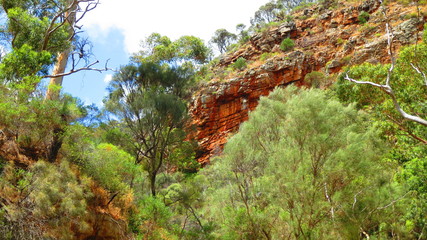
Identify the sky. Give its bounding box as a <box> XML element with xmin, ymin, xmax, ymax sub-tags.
<box><xmin>63</xmin><ymin>0</ymin><xmax>271</xmax><ymax>107</ymax></box>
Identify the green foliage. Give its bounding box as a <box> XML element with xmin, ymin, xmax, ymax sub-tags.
<box><xmin>280</xmin><ymin>37</ymin><xmax>295</xmax><ymax>51</ymax></box>
<box><xmin>0</xmin><ymin>161</ymin><xmax>92</xmax><ymax>239</ymax></box>
<box><xmin>236</xmin><ymin>23</ymin><xmax>250</xmax><ymax>44</ymax></box>
<box><xmin>0</xmin><ymin>44</ymin><xmax>52</xmax><ymax>81</ymax></box>
<box><xmin>304</xmin><ymin>71</ymin><xmax>327</xmax><ymax>88</ymax></box>
<box><xmin>335</xmin><ymin>41</ymin><xmax>427</xmax><ymax>238</ymax></box>
<box><xmin>251</xmin><ymin>1</ymin><xmax>280</xmax><ymax>27</ymax></box>
<box><xmin>358</xmin><ymin>11</ymin><xmax>370</xmax><ymax>24</ymax></box>
<box><xmin>203</xmin><ymin>87</ymin><xmax>399</xmax><ymax>239</ymax></box>
<box><xmin>175</xmin><ymin>35</ymin><xmax>212</xmax><ymax>64</ymax></box>
<box><xmin>210</xmin><ymin>29</ymin><xmax>237</xmax><ymax>54</ymax></box>
<box><xmin>259</xmin><ymin>52</ymin><xmax>278</xmax><ymax>61</ymax></box>
<box><xmin>136</xmin><ymin>33</ymin><xmax>211</xmax><ymax>65</ymax></box>
<box><xmin>130</xmin><ymin>196</ymin><xmax>177</xmax><ymax>239</ymax></box>
<box><xmin>106</xmin><ymin>39</ymin><xmax>199</xmax><ymax>196</ymax></box>
<box><xmin>423</xmin><ymin>24</ymin><xmax>427</xmax><ymax>42</ymax></box>
<box><xmin>30</xmin><ymin>161</ymin><xmax>91</xmax><ymax>220</ymax></box>
<box><xmin>336</xmin><ymin>37</ymin><xmax>345</xmax><ymax>45</ymax></box>
<box><xmin>335</xmin><ymin>63</ymin><xmax>388</xmax><ymax>108</ymax></box>
<box><xmin>85</xmin><ymin>143</ymin><xmax>139</xmax><ymax>194</ymax></box>
<box><xmin>291</xmin><ymin>1</ymin><xmax>317</xmax><ymax>12</ymax></box>
<box><xmin>5</xmin><ymin>7</ymin><xmax>70</xmax><ymax>52</ymax></box>
<box><xmin>232</xmin><ymin>57</ymin><xmax>248</xmax><ymax>71</ymax></box>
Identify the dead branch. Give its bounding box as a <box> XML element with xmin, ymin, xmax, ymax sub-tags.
<box><xmin>41</xmin><ymin>0</ymin><xmax>99</xmax><ymax>51</ymax></box>
<box><xmin>410</xmin><ymin>63</ymin><xmax>427</xmax><ymax>87</ymax></box>
<box><xmin>42</xmin><ymin>59</ymin><xmax>114</xmax><ymax>79</ymax></box>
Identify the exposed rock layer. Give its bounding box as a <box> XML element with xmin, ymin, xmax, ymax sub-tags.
<box><xmin>191</xmin><ymin>0</ymin><xmax>425</xmax><ymax>164</ymax></box>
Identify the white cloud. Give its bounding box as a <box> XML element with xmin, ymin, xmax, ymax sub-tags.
<box><xmin>103</xmin><ymin>74</ymin><xmax>113</xmax><ymax>83</ymax></box>
<box><xmin>81</xmin><ymin>0</ymin><xmax>270</xmax><ymax>54</ymax></box>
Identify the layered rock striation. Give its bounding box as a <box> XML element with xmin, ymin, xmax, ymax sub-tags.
<box><xmin>191</xmin><ymin>0</ymin><xmax>426</xmax><ymax>164</ymax></box>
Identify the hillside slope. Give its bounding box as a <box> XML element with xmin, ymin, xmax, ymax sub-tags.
<box><xmin>191</xmin><ymin>0</ymin><xmax>426</xmax><ymax>164</ymax></box>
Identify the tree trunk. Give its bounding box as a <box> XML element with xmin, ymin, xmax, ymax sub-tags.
<box><xmin>47</xmin><ymin>126</ymin><xmax>65</xmax><ymax>163</ymax></box>
<box><xmin>45</xmin><ymin>0</ymin><xmax>76</xmax><ymax>162</ymax></box>
<box><xmin>45</xmin><ymin>48</ymin><xmax>71</xmax><ymax>100</ymax></box>
<box><xmin>45</xmin><ymin>0</ymin><xmax>76</xmax><ymax>100</ymax></box>
<box><xmin>150</xmin><ymin>173</ymin><xmax>156</xmax><ymax>196</ymax></box>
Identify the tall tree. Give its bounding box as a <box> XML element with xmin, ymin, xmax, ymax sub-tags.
<box><xmin>105</xmin><ymin>64</ymin><xmax>190</xmax><ymax>196</ymax></box>
<box><xmin>44</xmin><ymin>0</ymin><xmax>100</xmax><ymax>100</ymax></box>
<box><xmin>106</xmin><ymin>34</ymin><xmax>210</xmax><ymax>196</ymax></box>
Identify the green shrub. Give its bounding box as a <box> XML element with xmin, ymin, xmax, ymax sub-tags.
<box><xmin>358</xmin><ymin>11</ymin><xmax>370</xmax><ymax>24</ymax></box>
<box><xmin>423</xmin><ymin>23</ymin><xmax>427</xmax><ymax>42</ymax></box>
<box><xmin>280</xmin><ymin>38</ymin><xmax>295</xmax><ymax>51</ymax></box>
<box><xmin>260</xmin><ymin>52</ymin><xmax>278</xmax><ymax>61</ymax></box>
<box><xmin>404</xmin><ymin>12</ymin><xmax>419</xmax><ymax>20</ymax></box>
<box><xmin>232</xmin><ymin>57</ymin><xmax>247</xmax><ymax>70</ymax></box>
<box><xmin>0</xmin><ymin>161</ymin><xmax>93</xmax><ymax>239</ymax></box>
<box><xmin>304</xmin><ymin>71</ymin><xmax>327</xmax><ymax>88</ymax></box>
<box><xmin>336</xmin><ymin>37</ymin><xmax>345</xmax><ymax>45</ymax></box>
<box><xmin>85</xmin><ymin>143</ymin><xmax>139</xmax><ymax>194</ymax></box>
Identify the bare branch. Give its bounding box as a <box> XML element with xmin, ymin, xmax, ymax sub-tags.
<box><xmin>377</xmin><ymin>192</ymin><xmax>410</xmax><ymax>210</ymax></box>
<box><xmin>42</xmin><ymin>60</ymin><xmax>113</xmax><ymax>78</ymax></box>
<box><xmin>387</xmin><ymin>90</ymin><xmax>427</xmax><ymax>126</ymax></box>
<box><xmin>410</xmin><ymin>63</ymin><xmax>427</xmax><ymax>87</ymax></box>
<box><xmin>344</xmin><ymin>74</ymin><xmax>386</xmax><ymax>89</ymax></box>
<box><xmin>41</xmin><ymin>0</ymin><xmax>99</xmax><ymax>51</ymax></box>
<box><xmin>42</xmin><ymin>0</ymin><xmax>78</xmax><ymax>51</ymax></box>
<box><xmin>75</xmin><ymin>0</ymin><xmax>99</xmax><ymax>24</ymax></box>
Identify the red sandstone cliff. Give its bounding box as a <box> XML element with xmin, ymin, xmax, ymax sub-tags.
<box><xmin>191</xmin><ymin>0</ymin><xmax>426</xmax><ymax>164</ymax></box>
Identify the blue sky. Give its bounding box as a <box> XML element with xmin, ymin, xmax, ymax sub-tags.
<box><xmin>63</xmin><ymin>0</ymin><xmax>271</xmax><ymax>107</ymax></box>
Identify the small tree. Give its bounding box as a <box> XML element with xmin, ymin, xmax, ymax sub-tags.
<box><xmin>105</xmin><ymin>64</ymin><xmax>190</xmax><ymax>196</ymax></box>
<box><xmin>236</xmin><ymin>23</ymin><xmax>250</xmax><ymax>44</ymax></box>
<box><xmin>304</xmin><ymin>71</ymin><xmax>327</xmax><ymax>88</ymax></box>
<box><xmin>280</xmin><ymin>37</ymin><xmax>295</xmax><ymax>51</ymax></box>
<box><xmin>232</xmin><ymin>57</ymin><xmax>248</xmax><ymax>71</ymax></box>
<box><xmin>210</xmin><ymin>29</ymin><xmax>237</xmax><ymax>54</ymax></box>
<box><xmin>250</xmin><ymin>1</ymin><xmax>281</xmax><ymax>27</ymax></box>
<box><xmin>136</xmin><ymin>33</ymin><xmax>212</xmax><ymax>66</ymax></box>
<box><xmin>358</xmin><ymin>11</ymin><xmax>370</xmax><ymax>24</ymax></box>
<box><xmin>106</xmin><ymin>34</ymin><xmax>208</xmax><ymax>196</ymax></box>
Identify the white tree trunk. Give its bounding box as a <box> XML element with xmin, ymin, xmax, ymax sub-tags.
<box><xmin>45</xmin><ymin>0</ymin><xmax>76</xmax><ymax>100</ymax></box>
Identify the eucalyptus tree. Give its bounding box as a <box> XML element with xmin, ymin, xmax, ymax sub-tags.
<box><xmin>210</xmin><ymin>29</ymin><xmax>237</xmax><ymax>54</ymax></box>
<box><xmin>106</xmin><ymin>34</ymin><xmax>211</xmax><ymax>196</ymax></box>
<box><xmin>0</xmin><ymin>0</ymin><xmax>104</xmax><ymax>162</ymax></box>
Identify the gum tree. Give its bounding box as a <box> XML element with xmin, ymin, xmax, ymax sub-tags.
<box><xmin>106</xmin><ymin>34</ymin><xmax>211</xmax><ymax>196</ymax></box>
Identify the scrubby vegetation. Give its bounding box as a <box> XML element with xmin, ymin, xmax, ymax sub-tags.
<box><xmin>0</xmin><ymin>0</ymin><xmax>426</xmax><ymax>239</ymax></box>
<box><xmin>280</xmin><ymin>38</ymin><xmax>295</xmax><ymax>51</ymax></box>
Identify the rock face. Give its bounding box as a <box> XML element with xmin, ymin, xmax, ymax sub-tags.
<box><xmin>191</xmin><ymin>0</ymin><xmax>426</xmax><ymax>164</ymax></box>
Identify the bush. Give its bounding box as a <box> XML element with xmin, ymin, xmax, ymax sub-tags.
<box><xmin>304</xmin><ymin>71</ymin><xmax>327</xmax><ymax>88</ymax></box>
<box><xmin>280</xmin><ymin>38</ymin><xmax>295</xmax><ymax>51</ymax></box>
<box><xmin>232</xmin><ymin>57</ymin><xmax>247</xmax><ymax>70</ymax></box>
<box><xmin>260</xmin><ymin>52</ymin><xmax>278</xmax><ymax>61</ymax></box>
<box><xmin>85</xmin><ymin>143</ymin><xmax>139</xmax><ymax>194</ymax></box>
<box><xmin>358</xmin><ymin>11</ymin><xmax>370</xmax><ymax>24</ymax></box>
<box><xmin>0</xmin><ymin>161</ymin><xmax>93</xmax><ymax>239</ymax></box>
